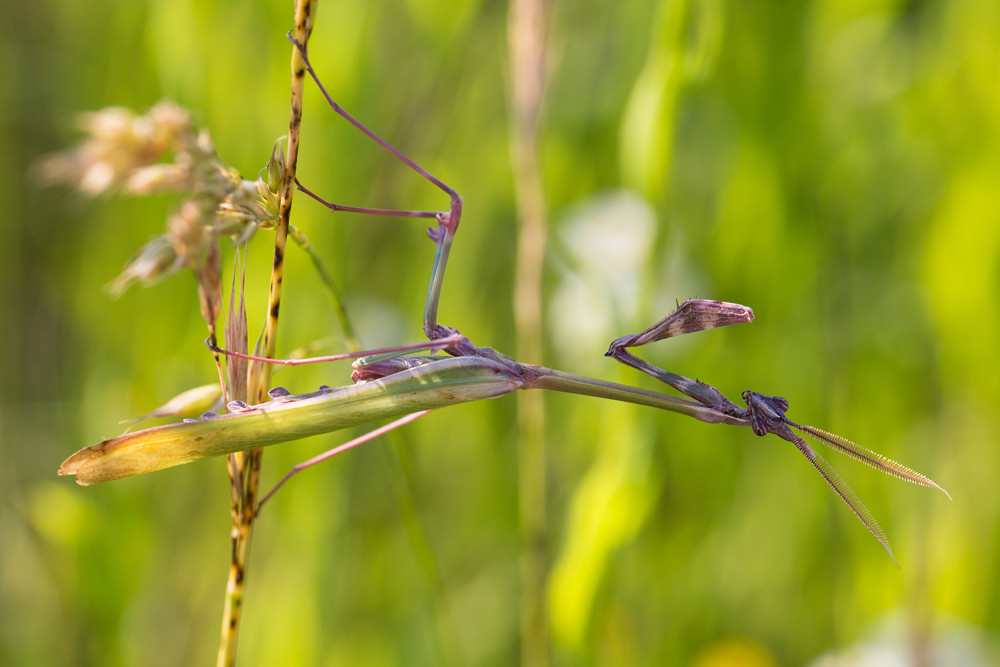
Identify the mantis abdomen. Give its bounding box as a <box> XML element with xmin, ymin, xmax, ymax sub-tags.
<box><xmin>60</xmin><ymin>357</ymin><xmax>522</xmax><ymax>485</ymax></box>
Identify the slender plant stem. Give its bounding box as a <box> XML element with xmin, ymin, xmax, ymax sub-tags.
<box><xmin>288</xmin><ymin>225</ymin><xmax>360</xmax><ymax>352</ymax></box>
<box><xmin>383</xmin><ymin>431</ymin><xmax>468</xmax><ymax>667</ymax></box>
<box><xmin>216</xmin><ymin>2</ymin><xmax>317</xmax><ymax>665</ymax></box>
<box><xmin>216</xmin><ymin>327</ymin><xmax>245</xmax><ymax>610</ymax></box>
<box><xmin>508</xmin><ymin>0</ymin><xmax>549</xmax><ymax>664</ymax></box>
<box><xmin>209</xmin><ymin>320</ymin><xmax>246</xmax><ymax>643</ymax></box>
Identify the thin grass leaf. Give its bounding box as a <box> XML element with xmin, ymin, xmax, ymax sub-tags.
<box><xmin>289</xmin><ymin>224</ymin><xmax>359</xmax><ymax>352</ymax></box>
<box><xmin>246</xmin><ymin>320</ymin><xmax>266</xmax><ymax>403</ymax></box>
<box><xmin>119</xmin><ymin>383</ymin><xmax>224</xmax><ymax>433</ymax></box>
<box><xmin>225</xmin><ymin>249</ymin><xmax>249</xmax><ymax>404</ymax></box>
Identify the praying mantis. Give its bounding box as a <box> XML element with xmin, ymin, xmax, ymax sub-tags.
<box><xmin>58</xmin><ymin>36</ymin><xmax>949</xmax><ymax>566</ymax></box>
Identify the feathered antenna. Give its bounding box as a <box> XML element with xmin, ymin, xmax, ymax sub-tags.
<box><xmin>790</xmin><ymin>422</ymin><xmax>952</xmax><ymax>500</ymax></box>
<box><xmin>788</xmin><ymin>433</ymin><xmax>898</xmax><ymax>566</ymax></box>
<box><xmin>736</xmin><ymin>390</ymin><xmax>950</xmax><ymax>565</ymax></box>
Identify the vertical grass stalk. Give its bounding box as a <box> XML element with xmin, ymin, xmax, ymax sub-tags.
<box><xmin>383</xmin><ymin>433</ymin><xmax>467</xmax><ymax>667</ymax></box>
<box><xmin>216</xmin><ymin>2</ymin><xmax>318</xmax><ymax>665</ymax></box>
<box><xmin>508</xmin><ymin>1</ymin><xmax>550</xmax><ymax>664</ymax></box>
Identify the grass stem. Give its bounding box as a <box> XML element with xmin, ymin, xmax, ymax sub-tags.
<box><xmin>216</xmin><ymin>2</ymin><xmax>318</xmax><ymax>664</ymax></box>
<box><xmin>508</xmin><ymin>0</ymin><xmax>550</xmax><ymax>663</ymax></box>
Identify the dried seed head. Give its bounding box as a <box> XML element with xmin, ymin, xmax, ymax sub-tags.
<box><xmin>78</xmin><ymin>160</ymin><xmax>117</xmax><ymax>195</ymax></box>
<box><xmin>216</xmin><ymin>180</ymin><xmax>257</xmax><ymax>217</ymax></box>
<box><xmin>248</xmin><ymin>200</ymin><xmax>271</xmax><ymax>219</ymax></box>
<box><xmin>197</xmin><ymin>237</ymin><xmax>222</xmax><ymax>328</ymax></box>
<box><xmin>35</xmin><ymin>102</ymin><xmax>190</xmax><ymax>196</ymax></box>
<box><xmin>124</xmin><ymin>163</ymin><xmax>191</xmax><ymax>195</ymax></box>
<box><xmin>167</xmin><ymin>199</ymin><xmax>207</xmax><ymax>264</ymax></box>
<box><xmin>34</xmin><ymin>147</ymin><xmax>119</xmax><ymax>197</ymax></box>
<box><xmin>213</xmin><ymin>179</ymin><xmax>275</xmax><ymax>243</ymax></box>
<box><xmin>106</xmin><ymin>235</ymin><xmax>180</xmax><ymax>296</ymax></box>
<box><xmin>79</xmin><ymin>106</ymin><xmax>141</xmax><ymax>143</ymax></box>
<box><xmin>195</xmin><ymin>128</ymin><xmax>215</xmax><ymax>155</ymax></box>
<box><xmin>38</xmin><ymin>100</ymin><xmax>271</xmax><ymax>341</ymax></box>
<box><xmin>148</xmin><ymin>101</ymin><xmax>191</xmax><ymax>141</ymax></box>
<box><xmin>232</xmin><ymin>222</ymin><xmax>258</xmax><ymax>246</ymax></box>
<box><xmin>266</xmin><ymin>137</ymin><xmax>286</xmax><ymax>195</ymax></box>
<box><xmin>256</xmin><ymin>172</ymin><xmax>278</xmax><ymax>212</ymax></box>
<box><xmin>212</xmin><ymin>215</ymin><xmax>249</xmax><ymax>237</ymax></box>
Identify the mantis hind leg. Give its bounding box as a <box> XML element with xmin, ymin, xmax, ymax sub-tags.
<box><xmin>256</xmin><ymin>411</ymin><xmax>433</xmax><ymax>513</ymax></box>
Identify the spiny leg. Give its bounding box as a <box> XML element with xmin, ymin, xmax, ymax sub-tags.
<box><xmin>610</xmin><ymin>299</ymin><xmax>755</xmax><ymax>348</ymax></box>
<box><xmin>605</xmin><ymin>299</ymin><xmax>754</xmax><ymax>411</ymax></box>
<box><xmin>256</xmin><ymin>410</ymin><xmax>432</xmax><ymax>513</ymax></box>
<box><xmin>288</xmin><ymin>33</ymin><xmax>463</xmax><ymax>338</ymax></box>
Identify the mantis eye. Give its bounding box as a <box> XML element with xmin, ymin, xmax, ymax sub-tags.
<box><xmin>751</xmin><ymin>413</ymin><xmax>768</xmax><ymax>437</ymax></box>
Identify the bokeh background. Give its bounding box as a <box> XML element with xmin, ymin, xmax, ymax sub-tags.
<box><xmin>2</xmin><ymin>0</ymin><xmax>998</xmax><ymax>665</ymax></box>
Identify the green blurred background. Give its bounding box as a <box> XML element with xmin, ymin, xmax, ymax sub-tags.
<box><xmin>1</xmin><ymin>0</ymin><xmax>997</xmax><ymax>665</ymax></box>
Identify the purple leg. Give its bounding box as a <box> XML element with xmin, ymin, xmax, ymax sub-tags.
<box><xmin>605</xmin><ymin>299</ymin><xmax>754</xmax><ymax>410</ymax></box>
<box><xmin>296</xmin><ymin>179</ymin><xmax>440</xmax><ymax>219</ymax></box>
<box><xmin>288</xmin><ymin>34</ymin><xmax>459</xmax><ymax>202</ymax></box>
<box><xmin>205</xmin><ymin>332</ymin><xmax>465</xmax><ymax>367</ymax></box>
<box><xmin>288</xmin><ymin>33</ymin><xmax>462</xmax><ymax>336</ymax></box>
<box><xmin>256</xmin><ymin>410</ymin><xmax>432</xmax><ymax>513</ymax></box>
